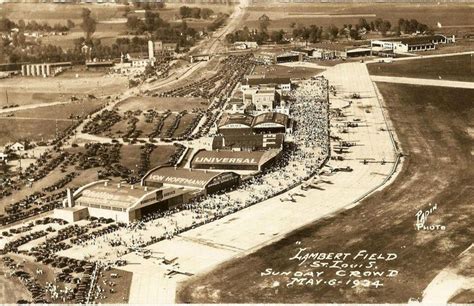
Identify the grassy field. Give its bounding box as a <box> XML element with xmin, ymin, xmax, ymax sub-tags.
<box><xmin>243</xmin><ymin>4</ymin><xmax>474</xmax><ymax>34</ymax></box>
<box><xmin>0</xmin><ymin>118</ymin><xmax>72</xmax><ymax>146</ymax></box>
<box><xmin>367</xmin><ymin>54</ymin><xmax>474</xmax><ymax>82</ymax></box>
<box><xmin>176</xmin><ymin>83</ymin><xmax>474</xmax><ymax>303</ymax></box>
<box><xmin>117</xmin><ymin>97</ymin><xmax>207</xmax><ymax>113</ymax></box>
<box><xmin>0</xmin><ymin>100</ymin><xmax>105</xmax><ymax>145</ymax></box>
<box><xmin>253</xmin><ymin>65</ymin><xmax>324</xmax><ymax>79</ymax></box>
<box><xmin>120</xmin><ymin>144</ymin><xmax>177</xmax><ymax>170</ymax></box>
<box><xmin>0</xmin><ymin>72</ymin><xmax>127</xmax><ymax>107</ymax></box>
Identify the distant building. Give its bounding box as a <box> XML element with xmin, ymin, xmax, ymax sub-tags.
<box><xmin>21</xmin><ymin>62</ymin><xmax>72</xmax><ymax>77</ymax></box>
<box><xmin>9</xmin><ymin>142</ymin><xmax>25</xmax><ymax>152</ymax></box>
<box><xmin>252</xmin><ymin>88</ymin><xmax>277</xmax><ymax>112</ymax></box>
<box><xmin>0</xmin><ymin>152</ymin><xmax>8</xmax><ymax>162</ymax></box>
<box><xmin>241</xmin><ymin>76</ymin><xmax>291</xmax><ymax>92</ymax></box>
<box><xmin>234</xmin><ymin>41</ymin><xmax>259</xmax><ymax>49</ymax></box>
<box><xmin>371</xmin><ymin>34</ymin><xmax>455</xmax><ymax>54</ymax></box>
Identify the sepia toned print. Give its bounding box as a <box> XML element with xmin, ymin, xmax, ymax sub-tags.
<box><xmin>0</xmin><ymin>0</ymin><xmax>472</xmax><ymax>304</ymax></box>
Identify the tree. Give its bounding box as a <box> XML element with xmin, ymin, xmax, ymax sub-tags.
<box><xmin>258</xmin><ymin>14</ymin><xmax>270</xmax><ymax>33</ymax></box>
<box><xmin>201</xmin><ymin>8</ymin><xmax>213</xmax><ymax>19</ymax></box>
<box><xmin>67</xmin><ymin>19</ymin><xmax>75</xmax><ymax>30</ymax></box>
<box><xmin>81</xmin><ymin>8</ymin><xmax>96</xmax><ymax>40</ymax></box>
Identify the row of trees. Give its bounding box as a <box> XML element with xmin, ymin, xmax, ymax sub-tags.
<box><xmin>178</xmin><ymin>6</ymin><xmax>214</xmax><ymax>20</ymax></box>
<box><xmin>0</xmin><ymin>17</ymin><xmax>74</xmax><ymax>33</ymax></box>
<box><xmin>229</xmin><ymin>16</ymin><xmax>432</xmax><ymax>45</ymax></box>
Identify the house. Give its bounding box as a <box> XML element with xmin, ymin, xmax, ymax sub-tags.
<box><xmin>9</xmin><ymin>142</ymin><xmax>25</xmax><ymax>152</ymax></box>
<box><xmin>0</xmin><ymin>152</ymin><xmax>8</xmax><ymax>162</ymax></box>
<box><xmin>234</xmin><ymin>41</ymin><xmax>259</xmax><ymax>49</ymax></box>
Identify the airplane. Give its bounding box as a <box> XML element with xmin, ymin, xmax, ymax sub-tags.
<box><xmin>165</xmin><ymin>268</ymin><xmax>193</xmax><ymax>277</ymax></box>
<box><xmin>280</xmin><ymin>195</ymin><xmax>296</xmax><ymax>202</ymax></box>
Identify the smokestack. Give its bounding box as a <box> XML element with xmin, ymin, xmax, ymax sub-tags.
<box><xmin>148</xmin><ymin>40</ymin><xmax>154</xmax><ymax>60</ymax></box>
<box><xmin>104</xmin><ymin>181</ymin><xmax>108</xmax><ymax>187</ymax></box>
<box><xmin>131</xmin><ymin>185</ymin><xmax>134</xmax><ymax>190</ymax></box>
<box><xmin>117</xmin><ymin>183</ymin><xmax>121</xmax><ymax>189</ymax></box>
<box><xmin>67</xmin><ymin>188</ymin><xmax>74</xmax><ymax>208</ymax></box>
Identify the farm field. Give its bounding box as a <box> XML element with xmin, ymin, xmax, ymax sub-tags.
<box><xmin>367</xmin><ymin>54</ymin><xmax>474</xmax><ymax>82</ymax></box>
<box><xmin>1</xmin><ymin>3</ymin><xmax>234</xmax><ymax>49</ymax></box>
<box><xmin>117</xmin><ymin>97</ymin><xmax>207</xmax><ymax>113</ymax></box>
<box><xmin>177</xmin><ymin>83</ymin><xmax>474</xmax><ymax>303</ymax></box>
<box><xmin>253</xmin><ymin>64</ymin><xmax>324</xmax><ymax>79</ymax></box>
<box><xmin>243</xmin><ymin>4</ymin><xmax>474</xmax><ymax>34</ymax></box>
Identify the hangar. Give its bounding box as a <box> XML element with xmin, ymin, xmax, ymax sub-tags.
<box><xmin>56</xmin><ymin>181</ymin><xmax>193</xmax><ymax>223</ymax></box>
<box><xmin>253</xmin><ymin>112</ymin><xmax>291</xmax><ymax>134</ymax></box>
<box><xmin>190</xmin><ymin>149</ymin><xmax>281</xmax><ymax>172</ymax></box>
<box><xmin>217</xmin><ymin>113</ymin><xmax>254</xmax><ymax>136</ymax></box>
<box><xmin>217</xmin><ymin>112</ymin><xmax>292</xmax><ymax>136</ymax></box>
<box><xmin>212</xmin><ymin>133</ymin><xmax>285</xmax><ymax>151</ymax></box>
<box><xmin>142</xmin><ymin>166</ymin><xmax>241</xmax><ymax>196</ymax></box>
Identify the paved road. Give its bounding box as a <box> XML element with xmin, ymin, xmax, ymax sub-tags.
<box><xmin>371</xmin><ymin>75</ymin><xmax>474</xmax><ymax>89</ymax></box>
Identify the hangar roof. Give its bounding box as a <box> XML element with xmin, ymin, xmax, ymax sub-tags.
<box><xmin>191</xmin><ymin>150</ymin><xmax>282</xmax><ymax>168</ymax></box>
<box><xmin>76</xmin><ymin>183</ymin><xmax>157</xmax><ymax>209</ymax></box>
<box><xmin>253</xmin><ymin>112</ymin><xmax>289</xmax><ymax>127</ymax></box>
<box><xmin>218</xmin><ymin>113</ymin><xmax>254</xmax><ymax>128</ymax></box>
<box><xmin>212</xmin><ymin>133</ymin><xmax>284</xmax><ymax>150</ymax></box>
<box><xmin>143</xmin><ymin>166</ymin><xmax>229</xmax><ymax>189</ymax></box>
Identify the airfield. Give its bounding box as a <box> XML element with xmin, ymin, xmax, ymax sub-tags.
<box><xmin>1</xmin><ymin>0</ymin><xmax>473</xmax><ymax>304</ymax></box>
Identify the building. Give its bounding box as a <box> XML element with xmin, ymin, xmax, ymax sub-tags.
<box><xmin>9</xmin><ymin>142</ymin><xmax>25</xmax><ymax>152</ymax></box>
<box><xmin>57</xmin><ymin>181</ymin><xmax>194</xmax><ymax>223</ymax></box>
<box><xmin>310</xmin><ymin>43</ymin><xmax>371</xmax><ymax>59</ymax></box>
<box><xmin>275</xmin><ymin>52</ymin><xmax>303</xmax><ymax>63</ymax></box>
<box><xmin>217</xmin><ymin>113</ymin><xmax>254</xmax><ymax>136</ymax></box>
<box><xmin>241</xmin><ymin>76</ymin><xmax>291</xmax><ymax>92</ymax></box>
<box><xmin>21</xmin><ymin>62</ymin><xmax>71</xmax><ymax>77</ymax></box>
<box><xmin>190</xmin><ymin>149</ymin><xmax>281</xmax><ymax>172</ymax></box>
<box><xmin>0</xmin><ymin>152</ymin><xmax>8</xmax><ymax>162</ymax></box>
<box><xmin>234</xmin><ymin>41</ymin><xmax>259</xmax><ymax>49</ymax></box>
<box><xmin>252</xmin><ymin>88</ymin><xmax>277</xmax><ymax>112</ymax></box>
<box><xmin>142</xmin><ymin>166</ymin><xmax>241</xmax><ymax>196</ymax></box>
<box><xmin>371</xmin><ymin>34</ymin><xmax>455</xmax><ymax>54</ymax></box>
<box><xmin>212</xmin><ymin>133</ymin><xmax>284</xmax><ymax>151</ymax></box>
<box><xmin>252</xmin><ymin>112</ymin><xmax>291</xmax><ymax>134</ymax></box>
<box><xmin>217</xmin><ymin>112</ymin><xmax>292</xmax><ymax>136</ymax></box>
<box><xmin>190</xmin><ymin>54</ymin><xmax>211</xmax><ymax>63</ymax></box>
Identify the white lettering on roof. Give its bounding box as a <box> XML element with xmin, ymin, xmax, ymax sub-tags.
<box><xmin>147</xmin><ymin>174</ymin><xmax>207</xmax><ymax>187</ymax></box>
<box><xmin>194</xmin><ymin>157</ymin><xmax>258</xmax><ymax>165</ymax></box>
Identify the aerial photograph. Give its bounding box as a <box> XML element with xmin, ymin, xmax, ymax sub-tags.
<box><xmin>0</xmin><ymin>0</ymin><xmax>472</xmax><ymax>304</ymax></box>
